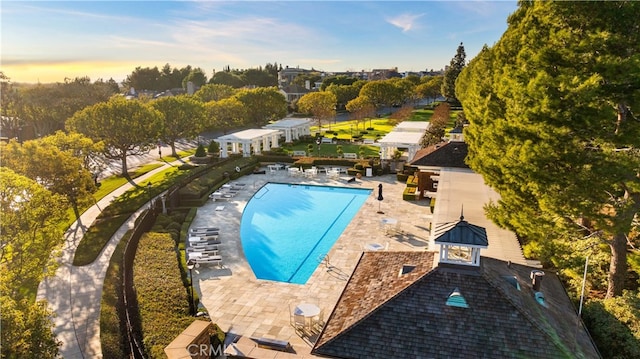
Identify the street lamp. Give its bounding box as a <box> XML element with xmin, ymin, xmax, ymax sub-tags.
<box><xmin>316</xmin><ymin>138</ymin><xmax>321</xmax><ymax>157</ymax></box>
<box><xmin>187</xmin><ymin>259</ymin><xmax>196</xmax><ymax>315</ymax></box>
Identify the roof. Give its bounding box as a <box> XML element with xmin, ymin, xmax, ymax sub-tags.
<box><xmin>394</xmin><ymin>121</ymin><xmax>430</xmax><ymax>132</ymax></box>
<box><xmin>433</xmin><ymin>216</ymin><xmax>489</xmax><ymax>247</ymax></box>
<box><xmin>410</xmin><ymin>141</ymin><xmax>469</xmax><ymax>168</ymax></box>
<box><xmin>263</xmin><ymin>118</ymin><xmax>311</xmax><ymax>129</ymax></box>
<box><xmin>312</xmin><ymin>252</ymin><xmax>600</xmax><ymax>359</ymax></box>
<box><xmin>215</xmin><ymin>129</ymin><xmax>281</xmax><ymax>141</ymax></box>
<box><xmin>377</xmin><ymin>131</ymin><xmax>424</xmax><ymax>146</ymax></box>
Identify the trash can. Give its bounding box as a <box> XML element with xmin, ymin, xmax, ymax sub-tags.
<box><xmin>365</xmin><ymin>167</ymin><xmax>373</xmax><ymax>177</ymax></box>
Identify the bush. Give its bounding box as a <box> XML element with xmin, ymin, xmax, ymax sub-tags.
<box><xmin>207</xmin><ymin>140</ymin><xmax>219</xmax><ymax>154</ymax></box>
<box><xmin>403</xmin><ymin>186</ymin><xmax>417</xmax><ymax>201</ymax></box>
<box><xmin>397</xmin><ymin>173</ymin><xmax>409</xmax><ymax>182</ymax></box>
<box><xmin>406</xmin><ymin>175</ymin><xmax>418</xmax><ymax>187</ymax></box>
<box><xmin>194</xmin><ymin>144</ymin><xmax>206</xmax><ymax>157</ymax></box>
<box><xmin>582</xmin><ymin>291</ymin><xmax>640</xmax><ymax>358</ymax></box>
<box><xmin>134</xmin><ymin>232</ymin><xmax>193</xmax><ymax>358</ymax></box>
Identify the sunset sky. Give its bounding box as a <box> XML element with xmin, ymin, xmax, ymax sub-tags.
<box><xmin>1</xmin><ymin>1</ymin><xmax>518</xmax><ymax>84</ymax></box>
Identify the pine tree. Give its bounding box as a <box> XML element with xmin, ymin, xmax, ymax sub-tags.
<box><xmin>441</xmin><ymin>42</ymin><xmax>466</xmax><ymax>104</ymax></box>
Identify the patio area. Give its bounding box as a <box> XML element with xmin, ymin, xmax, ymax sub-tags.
<box><xmin>189</xmin><ymin>168</ymin><xmax>433</xmax><ymax>356</ymax></box>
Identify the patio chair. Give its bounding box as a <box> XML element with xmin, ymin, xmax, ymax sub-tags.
<box><xmin>313</xmin><ymin>309</ymin><xmax>325</xmax><ymax>332</ymax></box>
<box><xmin>292</xmin><ymin>313</ymin><xmax>308</xmax><ymax>336</ymax></box>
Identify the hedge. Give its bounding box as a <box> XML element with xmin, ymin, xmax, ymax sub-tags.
<box><xmin>406</xmin><ymin>175</ymin><xmax>418</xmax><ymax>188</ymax></box>
<box><xmin>403</xmin><ymin>187</ymin><xmax>417</xmax><ymax>201</ymax></box>
<box><xmin>134</xmin><ymin>232</ymin><xmax>193</xmax><ymax>358</ymax></box>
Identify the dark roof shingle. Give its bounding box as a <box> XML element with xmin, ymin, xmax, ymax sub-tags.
<box><xmin>313</xmin><ymin>252</ymin><xmax>600</xmax><ymax>359</ymax></box>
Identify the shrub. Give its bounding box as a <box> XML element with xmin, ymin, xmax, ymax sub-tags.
<box><xmin>194</xmin><ymin>144</ymin><xmax>206</xmax><ymax>157</ymax></box>
<box><xmin>406</xmin><ymin>175</ymin><xmax>418</xmax><ymax>187</ymax></box>
<box><xmin>397</xmin><ymin>173</ymin><xmax>409</xmax><ymax>182</ymax></box>
<box><xmin>134</xmin><ymin>232</ymin><xmax>193</xmax><ymax>358</ymax></box>
<box><xmin>582</xmin><ymin>292</ymin><xmax>640</xmax><ymax>359</ymax></box>
<box><xmin>207</xmin><ymin>140</ymin><xmax>219</xmax><ymax>154</ymax></box>
<box><xmin>403</xmin><ymin>187</ymin><xmax>417</xmax><ymax>201</ymax></box>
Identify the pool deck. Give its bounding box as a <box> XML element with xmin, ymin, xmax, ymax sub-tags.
<box><xmin>191</xmin><ymin>167</ymin><xmax>526</xmax><ymax>357</ymax></box>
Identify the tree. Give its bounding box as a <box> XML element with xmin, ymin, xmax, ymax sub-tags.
<box><xmin>152</xmin><ymin>96</ymin><xmax>206</xmax><ymax>157</ymax></box>
<box><xmin>421</xmin><ymin>102</ymin><xmax>450</xmax><ymax>146</ymax></box>
<box><xmin>0</xmin><ymin>168</ymin><xmax>65</xmax><ymax>358</ymax></box>
<box><xmin>326</xmin><ymin>83</ymin><xmax>360</xmax><ymax>110</ymax></box>
<box><xmin>193</xmin><ymin>84</ymin><xmax>236</xmax><ymax>102</ymax></box>
<box><xmin>297</xmin><ymin>91</ymin><xmax>337</xmax><ymax>131</ymax></box>
<box><xmin>442</xmin><ymin>42</ymin><xmax>466</xmax><ymax>104</ymax></box>
<box><xmin>242</xmin><ymin>68</ymin><xmax>277</xmax><ymax>87</ymax></box>
<box><xmin>416</xmin><ymin>75</ymin><xmax>444</xmax><ymax>104</ymax></box>
<box><xmin>39</xmin><ymin>131</ymin><xmax>106</xmax><ymax>180</ymax></box>
<box><xmin>12</xmin><ymin>77</ymin><xmax>118</xmax><ymax>137</ymax></box>
<box><xmin>1</xmin><ymin>297</ymin><xmax>61</xmax><ymax>358</ymax></box>
<box><xmin>66</xmin><ymin>97</ymin><xmax>164</xmax><ymax>177</ymax></box>
<box><xmin>182</xmin><ymin>68</ymin><xmax>207</xmax><ymax>89</ymax></box>
<box><xmin>346</xmin><ymin>95</ymin><xmax>376</xmax><ymax>130</ymax></box>
<box><xmin>1</xmin><ymin>138</ymin><xmax>97</xmax><ymax>219</ymax></box>
<box><xmin>210</xmin><ymin>71</ymin><xmax>245</xmax><ymax>88</ymax></box>
<box><xmin>292</xmin><ymin>72</ymin><xmax>322</xmax><ymax>89</ymax></box>
<box><xmin>457</xmin><ymin>1</ymin><xmax>640</xmax><ymax>298</ymax></box>
<box><xmin>123</xmin><ymin>66</ymin><xmax>162</xmax><ymax>91</ymax></box>
<box><xmin>359</xmin><ymin>80</ymin><xmax>397</xmax><ymax>115</ymax></box>
<box><xmin>205</xmin><ymin>97</ymin><xmax>247</xmax><ymax>134</ymax></box>
<box><xmin>233</xmin><ymin>87</ymin><xmax>287</xmax><ymax>125</ymax></box>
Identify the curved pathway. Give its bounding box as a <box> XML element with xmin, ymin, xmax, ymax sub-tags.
<box><xmin>36</xmin><ymin>144</ymin><xmax>190</xmax><ymax>359</ymax></box>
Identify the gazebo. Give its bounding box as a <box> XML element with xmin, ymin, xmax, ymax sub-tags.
<box><xmin>263</xmin><ymin>118</ymin><xmax>312</xmax><ymax>143</ymax></box>
<box><xmin>377</xmin><ymin>121</ymin><xmax>429</xmax><ymax>160</ymax></box>
<box><xmin>215</xmin><ymin>129</ymin><xmax>282</xmax><ymax>158</ymax></box>
<box><xmin>378</xmin><ymin>131</ymin><xmax>425</xmax><ymax>161</ymax></box>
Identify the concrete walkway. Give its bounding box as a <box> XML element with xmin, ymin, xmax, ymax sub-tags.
<box><xmin>36</xmin><ymin>143</ymin><xmax>191</xmax><ymax>359</ymax></box>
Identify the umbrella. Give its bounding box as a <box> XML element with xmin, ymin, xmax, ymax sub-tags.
<box><xmin>377</xmin><ymin>184</ymin><xmax>384</xmax><ymax>214</ymax></box>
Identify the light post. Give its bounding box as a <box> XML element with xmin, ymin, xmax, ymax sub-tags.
<box><xmin>316</xmin><ymin>138</ymin><xmax>321</xmax><ymax>157</ymax></box>
<box><xmin>187</xmin><ymin>259</ymin><xmax>196</xmax><ymax>315</ymax></box>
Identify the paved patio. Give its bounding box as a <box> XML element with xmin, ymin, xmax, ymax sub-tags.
<box><xmin>190</xmin><ymin>167</ymin><xmax>526</xmax><ymax>357</ymax></box>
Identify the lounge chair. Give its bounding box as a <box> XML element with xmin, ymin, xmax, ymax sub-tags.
<box><xmin>194</xmin><ymin>256</ymin><xmax>223</xmax><ymax>267</ymax></box>
<box><xmin>191</xmin><ymin>239</ymin><xmax>221</xmax><ymax>247</ymax></box>
<box><xmin>188</xmin><ymin>236</ymin><xmax>220</xmax><ymax>244</ymax></box>
<box><xmin>187</xmin><ymin>244</ymin><xmax>219</xmax><ymax>252</ymax></box>
<box><xmin>188</xmin><ymin>249</ymin><xmax>220</xmax><ymax>259</ymax></box>
<box><xmin>190</xmin><ymin>227</ymin><xmax>220</xmax><ymax>235</ymax></box>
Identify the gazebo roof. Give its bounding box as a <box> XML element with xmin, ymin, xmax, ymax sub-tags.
<box><xmin>394</xmin><ymin>121</ymin><xmax>430</xmax><ymax>132</ymax></box>
<box><xmin>377</xmin><ymin>131</ymin><xmax>424</xmax><ymax>146</ymax></box>
<box><xmin>216</xmin><ymin>129</ymin><xmax>281</xmax><ymax>141</ymax></box>
<box><xmin>263</xmin><ymin>118</ymin><xmax>312</xmax><ymax>129</ymax></box>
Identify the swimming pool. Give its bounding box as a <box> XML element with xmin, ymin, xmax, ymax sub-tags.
<box><xmin>240</xmin><ymin>182</ymin><xmax>371</xmax><ymax>284</ymax></box>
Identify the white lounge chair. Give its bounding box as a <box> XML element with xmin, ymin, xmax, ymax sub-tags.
<box><xmin>190</xmin><ymin>227</ymin><xmax>220</xmax><ymax>235</ymax></box>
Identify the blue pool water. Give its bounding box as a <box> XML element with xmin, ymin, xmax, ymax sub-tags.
<box><xmin>240</xmin><ymin>182</ymin><xmax>371</xmax><ymax>284</ymax></box>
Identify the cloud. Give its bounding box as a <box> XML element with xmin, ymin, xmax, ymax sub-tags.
<box><xmin>386</xmin><ymin>13</ymin><xmax>424</xmax><ymax>33</ymax></box>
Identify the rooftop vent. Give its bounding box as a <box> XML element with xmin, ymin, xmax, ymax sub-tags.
<box><xmin>535</xmin><ymin>292</ymin><xmax>547</xmax><ymax>307</ymax></box>
<box><xmin>446</xmin><ymin>287</ymin><xmax>469</xmax><ymax>308</ymax></box>
<box><xmin>530</xmin><ymin>270</ymin><xmax>545</xmax><ymax>291</ymax></box>
<box><xmin>503</xmin><ymin>276</ymin><xmax>521</xmax><ymax>291</ymax></box>
<box><xmin>399</xmin><ymin>265</ymin><xmax>416</xmax><ymax>276</ymax></box>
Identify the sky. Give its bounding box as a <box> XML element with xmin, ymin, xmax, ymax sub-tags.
<box><xmin>1</xmin><ymin>1</ymin><xmax>518</xmax><ymax>84</ymax></box>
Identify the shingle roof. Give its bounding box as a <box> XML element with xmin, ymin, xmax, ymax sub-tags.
<box><xmin>410</xmin><ymin>141</ymin><xmax>469</xmax><ymax>168</ymax></box>
<box><xmin>312</xmin><ymin>252</ymin><xmax>600</xmax><ymax>359</ymax></box>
